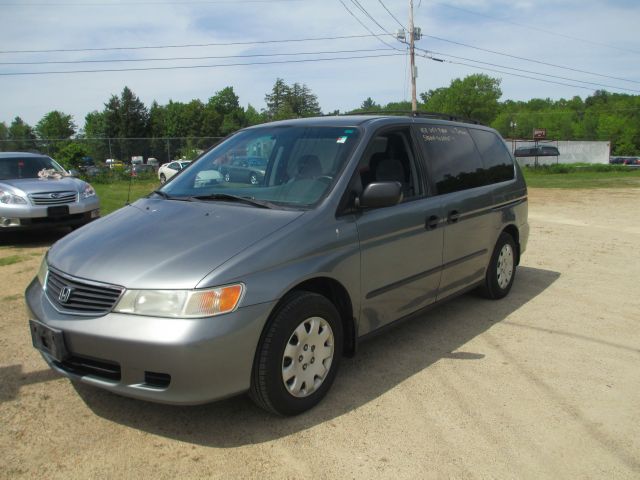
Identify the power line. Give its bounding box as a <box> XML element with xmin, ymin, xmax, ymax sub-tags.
<box><xmin>419</xmin><ymin>53</ymin><xmax>602</xmax><ymax>92</ymax></box>
<box><xmin>430</xmin><ymin>2</ymin><xmax>640</xmax><ymax>56</ymax></box>
<box><xmin>349</xmin><ymin>0</ymin><xmax>393</xmax><ymax>36</ymax></box>
<box><xmin>378</xmin><ymin>0</ymin><xmax>405</xmax><ymax>29</ymax></box>
<box><xmin>0</xmin><ymin>51</ymin><xmax>405</xmax><ymax>76</ymax></box>
<box><xmin>0</xmin><ymin>33</ymin><xmax>382</xmax><ymax>55</ymax></box>
<box><xmin>338</xmin><ymin>0</ymin><xmax>400</xmax><ymax>51</ymax></box>
<box><xmin>0</xmin><ymin>48</ymin><xmax>393</xmax><ymax>65</ymax></box>
<box><xmin>420</xmin><ymin>48</ymin><xmax>640</xmax><ymax>94</ymax></box>
<box><xmin>421</xmin><ymin>34</ymin><xmax>640</xmax><ymax>86</ymax></box>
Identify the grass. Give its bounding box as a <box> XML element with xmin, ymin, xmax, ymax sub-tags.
<box><xmin>521</xmin><ymin>164</ymin><xmax>640</xmax><ymax>189</ymax></box>
<box><xmin>94</xmin><ymin>178</ymin><xmax>159</xmax><ymax>215</ymax></box>
<box><xmin>0</xmin><ymin>255</ymin><xmax>28</xmax><ymax>266</ymax></box>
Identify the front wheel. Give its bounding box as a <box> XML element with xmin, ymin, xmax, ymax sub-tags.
<box><xmin>159</xmin><ymin>173</ymin><xmax>166</xmax><ymax>184</ymax></box>
<box><xmin>250</xmin><ymin>291</ymin><xmax>343</xmax><ymax>416</ymax></box>
<box><xmin>224</xmin><ymin>172</ymin><xmax>231</xmax><ymax>182</ymax></box>
<box><xmin>249</xmin><ymin>172</ymin><xmax>259</xmax><ymax>185</ymax></box>
<box><xmin>480</xmin><ymin>232</ymin><xmax>517</xmax><ymax>299</ymax></box>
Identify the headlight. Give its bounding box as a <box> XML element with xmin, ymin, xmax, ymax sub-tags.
<box><xmin>37</xmin><ymin>255</ymin><xmax>48</xmax><ymax>286</ymax></box>
<box><xmin>0</xmin><ymin>189</ymin><xmax>27</xmax><ymax>205</ymax></box>
<box><xmin>81</xmin><ymin>184</ymin><xmax>96</xmax><ymax>199</ymax></box>
<box><xmin>113</xmin><ymin>284</ymin><xmax>244</xmax><ymax>318</ymax></box>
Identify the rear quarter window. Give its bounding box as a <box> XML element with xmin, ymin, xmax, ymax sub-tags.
<box><xmin>417</xmin><ymin>125</ymin><xmax>486</xmax><ymax>194</ymax></box>
<box><xmin>468</xmin><ymin>129</ymin><xmax>515</xmax><ymax>184</ymax></box>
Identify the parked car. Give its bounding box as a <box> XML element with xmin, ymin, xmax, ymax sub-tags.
<box><xmin>0</xmin><ymin>152</ymin><xmax>100</xmax><ymax>230</ymax></box>
<box><xmin>514</xmin><ymin>145</ymin><xmax>560</xmax><ymax>157</ymax></box>
<box><xmin>26</xmin><ymin>115</ymin><xmax>528</xmax><ymax>416</ymax></box>
<box><xmin>219</xmin><ymin>156</ymin><xmax>267</xmax><ymax>184</ymax></box>
<box><xmin>158</xmin><ymin>160</ymin><xmax>191</xmax><ymax>184</ymax></box>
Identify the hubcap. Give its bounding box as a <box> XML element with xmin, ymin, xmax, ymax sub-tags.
<box><xmin>496</xmin><ymin>243</ymin><xmax>514</xmax><ymax>289</ymax></box>
<box><xmin>282</xmin><ymin>317</ymin><xmax>334</xmax><ymax>398</ymax></box>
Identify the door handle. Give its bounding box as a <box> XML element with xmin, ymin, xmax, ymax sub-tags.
<box><xmin>447</xmin><ymin>210</ymin><xmax>460</xmax><ymax>224</ymax></box>
<box><xmin>425</xmin><ymin>215</ymin><xmax>440</xmax><ymax>230</ymax></box>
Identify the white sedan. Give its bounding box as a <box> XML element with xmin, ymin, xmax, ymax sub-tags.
<box><xmin>158</xmin><ymin>160</ymin><xmax>191</xmax><ymax>184</ymax></box>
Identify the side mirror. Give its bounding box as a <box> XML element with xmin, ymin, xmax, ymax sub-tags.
<box><xmin>357</xmin><ymin>181</ymin><xmax>403</xmax><ymax>209</ymax></box>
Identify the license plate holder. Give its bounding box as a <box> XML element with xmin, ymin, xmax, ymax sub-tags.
<box><xmin>47</xmin><ymin>206</ymin><xmax>69</xmax><ymax>218</ymax></box>
<box><xmin>29</xmin><ymin>320</ymin><xmax>69</xmax><ymax>362</ymax></box>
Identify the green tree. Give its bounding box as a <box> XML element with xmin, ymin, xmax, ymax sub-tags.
<box><xmin>208</xmin><ymin>87</ymin><xmax>245</xmax><ymax>135</ymax></box>
<box><xmin>8</xmin><ymin>117</ymin><xmax>36</xmax><ymax>151</ymax></box>
<box><xmin>35</xmin><ymin>110</ymin><xmax>76</xmax><ymax>158</ymax></box>
<box><xmin>56</xmin><ymin>142</ymin><xmax>90</xmax><ymax>170</ymax></box>
<box><xmin>0</xmin><ymin>122</ymin><xmax>8</xmax><ymax>152</ymax></box>
<box><xmin>82</xmin><ymin>110</ymin><xmax>110</xmax><ymax>162</ymax></box>
<box><xmin>35</xmin><ymin>111</ymin><xmax>76</xmax><ymax>140</ymax></box>
<box><xmin>245</xmin><ymin>104</ymin><xmax>265</xmax><ymax>126</ymax></box>
<box><xmin>264</xmin><ymin>78</ymin><xmax>290</xmax><ymax>119</ymax></box>
<box><xmin>421</xmin><ymin>74</ymin><xmax>502</xmax><ymax>124</ymax></box>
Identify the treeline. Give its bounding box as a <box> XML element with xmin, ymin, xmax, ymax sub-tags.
<box><xmin>2</xmin><ymin>74</ymin><xmax>639</xmax><ymax>167</ymax></box>
<box><xmin>355</xmin><ymin>75</ymin><xmax>640</xmax><ymax>156</ymax></box>
<box><xmin>0</xmin><ymin>78</ymin><xmax>321</xmax><ymax>167</ymax></box>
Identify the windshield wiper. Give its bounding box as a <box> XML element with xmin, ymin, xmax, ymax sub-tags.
<box><xmin>190</xmin><ymin>193</ymin><xmax>273</xmax><ymax>209</ymax></box>
<box><xmin>150</xmin><ymin>190</ymin><xmax>192</xmax><ymax>201</ymax></box>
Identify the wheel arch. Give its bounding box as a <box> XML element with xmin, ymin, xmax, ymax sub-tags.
<box><xmin>264</xmin><ymin>276</ymin><xmax>356</xmax><ymax>358</ymax></box>
<box><xmin>501</xmin><ymin>224</ymin><xmax>520</xmax><ymax>265</ymax></box>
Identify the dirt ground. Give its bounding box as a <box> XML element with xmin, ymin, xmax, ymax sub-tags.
<box><xmin>1</xmin><ymin>188</ymin><xmax>639</xmax><ymax>479</ymax></box>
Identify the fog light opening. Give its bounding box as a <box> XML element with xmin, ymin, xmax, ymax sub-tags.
<box><xmin>144</xmin><ymin>371</ymin><xmax>171</xmax><ymax>389</ymax></box>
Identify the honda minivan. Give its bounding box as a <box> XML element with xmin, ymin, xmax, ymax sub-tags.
<box><xmin>27</xmin><ymin>115</ymin><xmax>528</xmax><ymax>416</ymax></box>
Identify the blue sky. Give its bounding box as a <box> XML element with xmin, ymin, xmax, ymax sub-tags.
<box><xmin>1</xmin><ymin>0</ymin><xmax>639</xmax><ymax>128</ymax></box>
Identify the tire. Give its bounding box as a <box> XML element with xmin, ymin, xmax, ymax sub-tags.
<box><xmin>224</xmin><ymin>172</ymin><xmax>231</xmax><ymax>182</ymax></box>
<box><xmin>250</xmin><ymin>291</ymin><xmax>343</xmax><ymax>416</ymax></box>
<box><xmin>480</xmin><ymin>232</ymin><xmax>517</xmax><ymax>300</ymax></box>
<box><xmin>159</xmin><ymin>173</ymin><xmax>166</xmax><ymax>184</ymax></box>
<box><xmin>249</xmin><ymin>173</ymin><xmax>259</xmax><ymax>185</ymax></box>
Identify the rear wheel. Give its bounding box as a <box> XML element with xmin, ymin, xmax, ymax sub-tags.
<box><xmin>480</xmin><ymin>232</ymin><xmax>517</xmax><ymax>299</ymax></box>
<box><xmin>249</xmin><ymin>172</ymin><xmax>259</xmax><ymax>185</ymax></box>
<box><xmin>250</xmin><ymin>291</ymin><xmax>342</xmax><ymax>416</ymax></box>
<box><xmin>159</xmin><ymin>173</ymin><xmax>166</xmax><ymax>184</ymax></box>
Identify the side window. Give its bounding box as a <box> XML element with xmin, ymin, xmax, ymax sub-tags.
<box><xmin>469</xmin><ymin>129</ymin><xmax>515</xmax><ymax>184</ymax></box>
<box><xmin>417</xmin><ymin>125</ymin><xmax>485</xmax><ymax>194</ymax></box>
<box><xmin>169</xmin><ymin>162</ymin><xmax>179</xmax><ymax>171</ymax></box>
<box><xmin>359</xmin><ymin>128</ymin><xmax>422</xmax><ymax>201</ymax></box>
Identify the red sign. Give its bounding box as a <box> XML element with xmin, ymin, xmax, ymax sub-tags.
<box><xmin>533</xmin><ymin>128</ymin><xmax>547</xmax><ymax>139</ymax></box>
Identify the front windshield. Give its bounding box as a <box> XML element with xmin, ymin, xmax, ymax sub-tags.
<box><xmin>0</xmin><ymin>156</ymin><xmax>67</xmax><ymax>180</ymax></box>
<box><xmin>162</xmin><ymin>125</ymin><xmax>361</xmax><ymax>208</ymax></box>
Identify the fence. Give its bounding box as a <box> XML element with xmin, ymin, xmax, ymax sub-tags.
<box><xmin>0</xmin><ymin>136</ymin><xmax>225</xmax><ymax>165</ymax></box>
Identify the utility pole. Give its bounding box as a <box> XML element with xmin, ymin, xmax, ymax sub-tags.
<box><xmin>409</xmin><ymin>0</ymin><xmax>417</xmax><ymax>114</ymax></box>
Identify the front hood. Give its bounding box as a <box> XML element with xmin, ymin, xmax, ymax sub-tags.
<box><xmin>47</xmin><ymin>197</ymin><xmax>304</xmax><ymax>289</ymax></box>
<box><xmin>1</xmin><ymin>177</ymin><xmax>86</xmax><ymax>194</ymax></box>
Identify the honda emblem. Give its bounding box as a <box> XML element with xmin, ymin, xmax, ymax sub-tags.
<box><xmin>58</xmin><ymin>286</ymin><xmax>72</xmax><ymax>303</ymax></box>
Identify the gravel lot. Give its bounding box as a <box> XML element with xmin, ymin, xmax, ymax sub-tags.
<box><xmin>1</xmin><ymin>188</ymin><xmax>639</xmax><ymax>479</ymax></box>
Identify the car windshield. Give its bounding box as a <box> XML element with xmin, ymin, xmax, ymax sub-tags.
<box><xmin>162</xmin><ymin>125</ymin><xmax>361</xmax><ymax>208</ymax></box>
<box><xmin>179</xmin><ymin>162</ymin><xmax>191</xmax><ymax>168</ymax></box>
<box><xmin>0</xmin><ymin>156</ymin><xmax>67</xmax><ymax>180</ymax></box>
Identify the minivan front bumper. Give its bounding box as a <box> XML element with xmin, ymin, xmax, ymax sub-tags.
<box><xmin>25</xmin><ymin>278</ymin><xmax>275</xmax><ymax>405</ymax></box>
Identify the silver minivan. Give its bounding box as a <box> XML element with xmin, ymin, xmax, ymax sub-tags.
<box><xmin>27</xmin><ymin>115</ymin><xmax>528</xmax><ymax>416</ymax></box>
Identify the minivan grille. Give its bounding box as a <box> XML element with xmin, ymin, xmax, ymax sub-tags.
<box><xmin>45</xmin><ymin>269</ymin><xmax>123</xmax><ymax>315</ymax></box>
<box><xmin>30</xmin><ymin>191</ymin><xmax>77</xmax><ymax>205</ymax></box>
